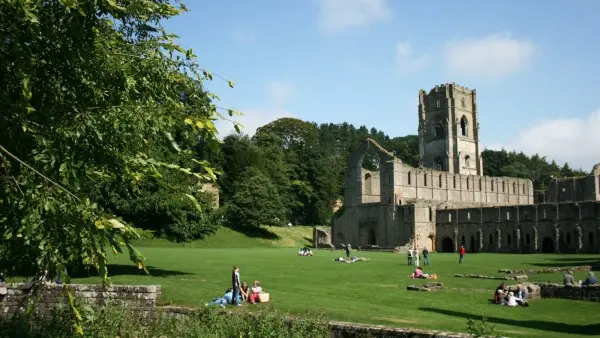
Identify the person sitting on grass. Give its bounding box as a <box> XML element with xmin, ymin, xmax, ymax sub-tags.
<box><xmin>249</xmin><ymin>280</ymin><xmax>264</xmax><ymax>304</ymax></box>
<box><xmin>514</xmin><ymin>285</ymin><xmax>529</xmax><ymax>307</ymax></box>
<box><xmin>298</xmin><ymin>247</ymin><xmax>313</xmax><ymax>256</ymax></box>
<box><xmin>583</xmin><ymin>271</ymin><xmax>597</xmax><ymax>285</ymax></box>
<box><xmin>563</xmin><ymin>270</ymin><xmax>575</xmax><ymax>286</ymax></box>
<box><xmin>409</xmin><ymin>266</ymin><xmax>438</xmax><ymax>279</ymax></box>
<box><xmin>493</xmin><ymin>282</ymin><xmax>507</xmax><ymax>304</ymax></box>
<box><xmin>240</xmin><ymin>281</ymin><xmax>250</xmax><ymax>302</ymax></box>
<box><xmin>504</xmin><ymin>291</ymin><xmax>518</xmax><ymax>307</ymax></box>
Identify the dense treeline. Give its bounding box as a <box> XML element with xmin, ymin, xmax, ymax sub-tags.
<box><xmin>210</xmin><ymin>117</ymin><xmax>589</xmax><ymax>228</ymax></box>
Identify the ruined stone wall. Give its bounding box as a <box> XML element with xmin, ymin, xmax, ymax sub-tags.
<box><xmin>313</xmin><ymin>227</ymin><xmax>333</xmax><ymax>248</ymax></box>
<box><xmin>537</xmin><ymin>176</ymin><xmax>600</xmax><ymax>203</ymax></box>
<box><xmin>0</xmin><ymin>283</ymin><xmax>160</xmax><ymax>318</ymax></box>
<box><xmin>435</xmin><ymin>201</ymin><xmax>600</xmax><ymax>253</ymax></box>
<box><xmin>396</xmin><ymin>164</ymin><xmax>533</xmax><ymax>206</ymax></box>
<box><xmin>536</xmin><ymin>283</ymin><xmax>600</xmax><ymax>302</ymax></box>
<box><xmin>332</xmin><ymin>204</ymin><xmax>409</xmax><ymax>248</ymax></box>
<box><xmin>361</xmin><ymin>169</ymin><xmax>381</xmax><ymax>203</ymax></box>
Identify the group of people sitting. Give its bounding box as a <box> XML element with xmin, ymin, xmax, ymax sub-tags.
<box><xmin>297</xmin><ymin>247</ymin><xmax>313</xmax><ymax>256</ymax></box>
<box><xmin>206</xmin><ymin>280</ymin><xmax>267</xmax><ymax>308</ymax></box>
<box><xmin>333</xmin><ymin>256</ymin><xmax>369</xmax><ymax>263</ymax></box>
<box><xmin>564</xmin><ymin>270</ymin><xmax>597</xmax><ymax>286</ymax></box>
<box><xmin>493</xmin><ymin>283</ymin><xmax>529</xmax><ymax>307</ymax></box>
<box><xmin>409</xmin><ymin>266</ymin><xmax>438</xmax><ymax>280</ymax></box>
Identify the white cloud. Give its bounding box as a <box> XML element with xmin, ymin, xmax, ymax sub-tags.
<box><xmin>317</xmin><ymin>0</ymin><xmax>392</xmax><ymax>33</ymax></box>
<box><xmin>484</xmin><ymin>110</ymin><xmax>600</xmax><ymax>171</ymax></box>
<box><xmin>232</xmin><ymin>29</ymin><xmax>254</xmax><ymax>44</ymax></box>
<box><xmin>215</xmin><ymin>82</ymin><xmax>295</xmax><ymax>138</ymax></box>
<box><xmin>444</xmin><ymin>32</ymin><xmax>535</xmax><ymax>79</ymax></box>
<box><xmin>396</xmin><ymin>41</ymin><xmax>431</xmax><ymax>74</ymax></box>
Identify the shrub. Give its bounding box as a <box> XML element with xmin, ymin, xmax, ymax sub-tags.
<box><xmin>0</xmin><ymin>306</ymin><xmax>330</xmax><ymax>338</ymax></box>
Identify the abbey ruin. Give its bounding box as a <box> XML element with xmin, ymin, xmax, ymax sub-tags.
<box><xmin>331</xmin><ymin>83</ymin><xmax>600</xmax><ymax>254</ymax></box>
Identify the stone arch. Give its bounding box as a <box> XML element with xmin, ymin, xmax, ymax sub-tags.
<box><xmin>469</xmin><ymin>235</ymin><xmax>476</xmax><ymax>253</ymax></box>
<box><xmin>428</xmin><ymin>234</ymin><xmax>435</xmax><ymax>251</ymax></box>
<box><xmin>344</xmin><ymin>138</ymin><xmax>399</xmax><ymax>207</ymax></box>
<box><xmin>441</xmin><ymin>237</ymin><xmax>454</xmax><ymax>253</ymax></box>
<box><xmin>460</xmin><ymin>115</ymin><xmax>468</xmax><ymax>137</ymax></box>
<box><xmin>542</xmin><ymin>236</ymin><xmax>554</xmax><ymax>253</ymax></box>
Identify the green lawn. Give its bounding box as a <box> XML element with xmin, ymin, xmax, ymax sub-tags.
<box><xmin>70</xmin><ymin>240</ymin><xmax>600</xmax><ymax>338</ymax></box>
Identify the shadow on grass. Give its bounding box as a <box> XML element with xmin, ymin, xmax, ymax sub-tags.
<box><xmin>419</xmin><ymin>307</ymin><xmax>600</xmax><ymax>336</ymax></box>
<box><xmin>527</xmin><ymin>259</ymin><xmax>600</xmax><ymax>270</ymax></box>
<box><xmin>71</xmin><ymin>264</ymin><xmax>192</xmax><ymax>278</ymax></box>
<box><xmin>224</xmin><ymin>224</ymin><xmax>281</xmax><ymax>240</ymax></box>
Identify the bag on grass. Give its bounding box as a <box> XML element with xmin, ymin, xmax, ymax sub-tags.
<box><xmin>258</xmin><ymin>293</ymin><xmax>270</xmax><ymax>303</ymax></box>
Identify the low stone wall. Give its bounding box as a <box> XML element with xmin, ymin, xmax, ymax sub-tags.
<box><xmin>535</xmin><ymin>283</ymin><xmax>600</xmax><ymax>302</ymax></box>
<box><xmin>499</xmin><ymin>266</ymin><xmax>591</xmax><ymax>274</ymax></box>
<box><xmin>0</xmin><ymin>283</ymin><xmax>160</xmax><ymax>317</ymax></box>
<box><xmin>329</xmin><ymin>321</ymin><xmax>480</xmax><ymax>338</ymax></box>
<box><xmin>454</xmin><ymin>274</ymin><xmax>528</xmax><ymax>281</ymax></box>
<box><xmin>357</xmin><ymin>245</ymin><xmax>397</xmax><ymax>252</ymax></box>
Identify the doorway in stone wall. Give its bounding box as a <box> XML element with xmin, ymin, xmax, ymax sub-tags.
<box><xmin>470</xmin><ymin>236</ymin><xmax>476</xmax><ymax>253</ymax></box>
<box><xmin>542</xmin><ymin>237</ymin><xmax>554</xmax><ymax>253</ymax></box>
<box><xmin>368</xmin><ymin>228</ymin><xmax>376</xmax><ymax>245</ymax></box>
<box><xmin>441</xmin><ymin>237</ymin><xmax>454</xmax><ymax>252</ymax></box>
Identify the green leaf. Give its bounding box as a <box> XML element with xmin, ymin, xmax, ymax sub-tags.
<box><xmin>108</xmin><ymin>219</ymin><xmax>125</xmax><ymax>229</ymax></box>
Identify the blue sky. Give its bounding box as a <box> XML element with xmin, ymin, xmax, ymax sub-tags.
<box><xmin>163</xmin><ymin>0</ymin><xmax>600</xmax><ymax>170</ymax></box>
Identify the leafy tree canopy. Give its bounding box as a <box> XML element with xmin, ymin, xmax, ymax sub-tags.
<box><xmin>225</xmin><ymin>167</ymin><xmax>286</xmax><ymax>228</ymax></box>
<box><xmin>0</xmin><ymin>0</ymin><xmax>229</xmax><ymax>297</ymax></box>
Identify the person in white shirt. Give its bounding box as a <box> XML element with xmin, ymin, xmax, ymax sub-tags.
<box><xmin>505</xmin><ymin>291</ymin><xmax>518</xmax><ymax>307</ymax></box>
<box><xmin>249</xmin><ymin>280</ymin><xmax>263</xmax><ymax>304</ymax></box>
<box><xmin>407</xmin><ymin>249</ymin><xmax>413</xmax><ymax>265</ymax></box>
<box><xmin>414</xmin><ymin>247</ymin><xmax>420</xmax><ymax>266</ymax></box>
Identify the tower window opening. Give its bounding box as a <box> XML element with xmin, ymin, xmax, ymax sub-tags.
<box><xmin>408</xmin><ymin>172</ymin><xmax>411</xmax><ymax>185</ymax></box>
<box><xmin>453</xmin><ymin>176</ymin><xmax>456</xmax><ymax>189</ymax></box>
<box><xmin>434</xmin><ymin>123</ymin><xmax>444</xmax><ymax>137</ymax></box>
<box><xmin>424</xmin><ymin>173</ymin><xmax>428</xmax><ymax>186</ymax></box>
<box><xmin>438</xmin><ymin>174</ymin><xmax>442</xmax><ymax>188</ymax></box>
<box><xmin>465</xmin><ymin>155</ymin><xmax>470</xmax><ymax>168</ymax></box>
<box><xmin>460</xmin><ymin>116</ymin><xmax>468</xmax><ymax>137</ymax></box>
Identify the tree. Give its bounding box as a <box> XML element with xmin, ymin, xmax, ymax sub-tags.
<box><xmin>0</xmin><ymin>2</ymin><xmax>230</xmax><ymax>331</ymax></box>
<box><xmin>226</xmin><ymin>167</ymin><xmax>286</xmax><ymax>228</ymax></box>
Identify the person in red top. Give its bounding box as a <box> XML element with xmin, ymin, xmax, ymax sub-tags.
<box><xmin>459</xmin><ymin>245</ymin><xmax>465</xmax><ymax>263</ymax></box>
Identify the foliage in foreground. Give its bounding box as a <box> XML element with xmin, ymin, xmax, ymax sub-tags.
<box><xmin>0</xmin><ymin>306</ymin><xmax>330</xmax><ymax>338</ymax></box>
<box><xmin>0</xmin><ymin>0</ymin><xmax>226</xmax><ymax>277</ymax></box>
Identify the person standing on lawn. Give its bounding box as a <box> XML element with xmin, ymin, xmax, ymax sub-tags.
<box><xmin>422</xmin><ymin>246</ymin><xmax>430</xmax><ymax>266</ymax></box>
<box><xmin>458</xmin><ymin>245</ymin><xmax>465</xmax><ymax>263</ymax></box>
<box><xmin>231</xmin><ymin>265</ymin><xmax>241</xmax><ymax>306</ymax></box>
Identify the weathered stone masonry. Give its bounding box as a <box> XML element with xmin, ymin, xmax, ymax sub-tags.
<box><xmin>0</xmin><ymin>283</ymin><xmax>160</xmax><ymax>317</ymax></box>
<box><xmin>332</xmin><ymin>82</ymin><xmax>600</xmax><ymax>253</ymax></box>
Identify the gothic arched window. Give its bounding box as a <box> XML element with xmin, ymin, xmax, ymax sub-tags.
<box><xmin>460</xmin><ymin>116</ymin><xmax>468</xmax><ymax>137</ymax></box>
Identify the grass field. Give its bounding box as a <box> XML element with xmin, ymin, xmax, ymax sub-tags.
<box><xmin>64</xmin><ymin>226</ymin><xmax>600</xmax><ymax>338</ymax></box>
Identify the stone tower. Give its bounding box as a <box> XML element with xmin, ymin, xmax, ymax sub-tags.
<box><xmin>418</xmin><ymin>83</ymin><xmax>483</xmax><ymax>176</ymax></box>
